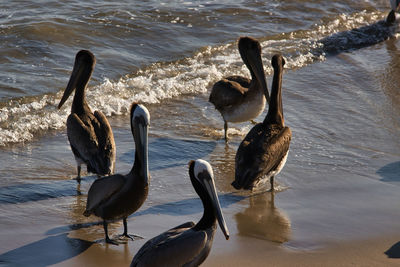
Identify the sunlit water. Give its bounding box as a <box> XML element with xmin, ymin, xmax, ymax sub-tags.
<box><xmin>1</xmin><ymin>0</ymin><xmax>400</xmax><ymax>266</ymax></box>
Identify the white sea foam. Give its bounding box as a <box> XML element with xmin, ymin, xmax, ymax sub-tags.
<box><xmin>0</xmin><ymin>10</ymin><xmax>393</xmax><ymax>146</ymax></box>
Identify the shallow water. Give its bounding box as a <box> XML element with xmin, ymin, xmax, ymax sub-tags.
<box><xmin>1</xmin><ymin>0</ymin><xmax>400</xmax><ymax>266</ymax></box>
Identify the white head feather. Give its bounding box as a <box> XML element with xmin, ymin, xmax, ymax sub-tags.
<box><xmin>132</xmin><ymin>104</ymin><xmax>150</xmax><ymax>125</ymax></box>
<box><xmin>194</xmin><ymin>159</ymin><xmax>214</xmax><ymax>179</ymax></box>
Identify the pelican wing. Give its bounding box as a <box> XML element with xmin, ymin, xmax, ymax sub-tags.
<box><xmin>259</xmin><ymin>126</ymin><xmax>291</xmax><ymax>173</ymax></box>
<box><xmin>84</xmin><ymin>174</ymin><xmax>126</xmax><ymax>214</ymax></box>
<box><xmin>67</xmin><ymin>113</ymin><xmax>99</xmax><ymax>163</ymax></box>
<box><xmin>225</xmin><ymin>75</ymin><xmax>251</xmax><ymax>88</ymax></box>
<box><xmin>209</xmin><ymin>76</ymin><xmax>251</xmax><ymax>110</ymax></box>
<box><xmin>235</xmin><ymin>125</ymin><xmax>291</xmax><ymax>188</ymax></box>
<box><xmin>131</xmin><ymin>224</ymin><xmax>206</xmax><ymax>267</ymax></box>
<box><xmin>93</xmin><ymin>110</ymin><xmax>116</xmax><ymax>173</ymax></box>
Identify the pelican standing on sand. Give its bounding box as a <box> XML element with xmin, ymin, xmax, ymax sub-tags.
<box><xmin>131</xmin><ymin>159</ymin><xmax>229</xmax><ymax>266</ymax></box>
<box><xmin>232</xmin><ymin>54</ymin><xmax>291</xmax><ymax>191</ymax></box>
<box><xmin>58</xmin><ymin>50</ymin><xmax>116</xmax><ymax>182</ymax></box>
<box><xmin>83</xmin><ymin>103</ymin><xmax>150</xmax><ymax>244</ymax></box>
<box><xmin>209</xmin><ymin>37</ymin><xmax>270</xmax><ymax>141</ymax></box>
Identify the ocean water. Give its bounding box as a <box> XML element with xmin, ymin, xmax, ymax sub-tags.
<box><xmin>1</xmin><ymin>0</ymin><xmax>400</xmax><ymax>266</ymax></box>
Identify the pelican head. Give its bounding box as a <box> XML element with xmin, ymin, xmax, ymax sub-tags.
<box><xmin>58</xmin><ymin>50</ymin><xmax>96</xmax><ymax>109</ymax></box>
<box><xmin>238</xmin><ymin>37</ymin><xmax>270</xmax><ymax>104</ymax></box>
<box><xmin>130</xmin><ymin>103</ymin><xmax>150</xmax><ymax>185</ymax></box>
<box><xmin>271</xmin><ymin>54</ymin><xmax>286</xmax><ymax>69</ymax></box>
<box><xmin>189</xmin><ymin>159</ymin><xmax>230</xmax><ymax>240</ymax></box>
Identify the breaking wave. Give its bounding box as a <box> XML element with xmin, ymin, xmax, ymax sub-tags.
<box><xmin>0</xmin><ymin>10</ymin><xmax>396</xmax><ymax>146</ymax></box>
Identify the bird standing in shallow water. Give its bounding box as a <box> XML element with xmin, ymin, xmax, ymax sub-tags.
<box><xmin>130</xmin><ymin>159</ymin><xmax>229</xmax><ymax>267</ymax></box>
<box><xmin>209</xmin><ymin>37</ymin><xmax>270</xmax><ymax>142</ymax></box>
<box><xmin>83</xmin><ymin>103</ymin><xmax>150</xmax><ymax>245</ymax></box>
<box><xmin>58</xmin><ymin>50</ymin><xmax>116</xmax><ymax>182</ymax></box>
<box><xmin>232</xmin><ymin>54</ymin><xmax>291</xmax><ymax>191</ymax></box>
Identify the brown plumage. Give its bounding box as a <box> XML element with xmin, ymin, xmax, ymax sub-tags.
<box><xmin>58</xmin><ymin>50</ymin><xmax>116</xmax><ymax>182</ymax></box>
<box><xmin>83</xmin><ymin>103</ymin><xmax>150</xmax><ymax>244</ymax></box>
<box><xmin>131</xmin><ymin>159</ymin><xmax>229</xmax><ymax>266</ymax></box>
<box><xmin>209</xmin><ymin>37</ymin><xmax>270</xmax><ymax>141</ymax></box>
<box><xmin>232</xmin><ymin>54</ymin><xmax>291</xmax><ymax>191</ymax></box>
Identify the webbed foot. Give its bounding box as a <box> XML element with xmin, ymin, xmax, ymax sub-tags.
<box><xmin>105</xmin><ymin>237</ymin><xmax>119</xmax><ymax>245</ymax></box>
<box><xmin>119</xmin><ymin>233</ymin><xmax>143</xmax><ymax>241</ymax></box>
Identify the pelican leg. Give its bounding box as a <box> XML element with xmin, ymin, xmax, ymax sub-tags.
<box><xmin>103</xmin><ymin>221</ymin><xmax>118</xmax><ymax>245</ymax></box>
<box><xmin>76</xmin><ymin>165</ymin><xmax>81</xmax><ymax>183</ymax></box>
<box><xmin>270</xmin><ymin>176</ymin><xmax>275</xmax><ymax>191</ymax></box>
<box><xmin>119</xmin><ymin>218</ymin><xmax>142</xmax><ymax>240</ymax></box>
<box><xmin>121</xmin><ymin>218</ymin><xmax>134</xmax><ymax>240</ymax></box>
<box><xmin>224</xmin><ymin>121</ymin><xmax>228</xmax><ymax>142</ymax></box>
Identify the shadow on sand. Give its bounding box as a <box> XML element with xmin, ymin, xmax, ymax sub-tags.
<box><xmin>385</xmin><ymin>241</ymin><xmax>400</xmax><ymax>258</ymax></box>
<box><xmin>0</xmin><ymin>233</ymin><xmax>94</xmax><ymax>267</ymax></box>
<box><xmin>377</xmin><ymin>161</ymin><xmax>400</xmax><ymax>182</ymax></box>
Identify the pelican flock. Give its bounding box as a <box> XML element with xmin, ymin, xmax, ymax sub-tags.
<box><xmin>58</xmin><ymin>50</ymin><xmax>116</xmax><ymax>182</ymax></box>
<box><xmin>209</xmin><ymin>36</ymin><xmax>270</xmax><ymax>141</ymax></box>
<box><xmin>53</xmin><ymin>37</ymin><xmax>293</xmax><ymax>264</ymax></box>
<box><xmin>131</xmin><ymin>159</ymin><xmax>229</xmax><ymax>267</ymax></box>
<box><xmin>232</xmin><ymin>54</ymin><xmax>291</xmax><ymax>191</ymax></box>
<box><xmin>83</xmin><ymin>103</ymin><xmax>150</xmax><ymax>244</ymax></box>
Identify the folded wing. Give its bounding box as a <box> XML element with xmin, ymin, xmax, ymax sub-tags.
<box><xmin>131</xmin><ymin>224</ymin><xmax>205</xmax><ymax>267</ymax></box>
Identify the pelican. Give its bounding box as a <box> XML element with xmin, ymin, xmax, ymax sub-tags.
<box><xmin>209</xmin><ymin>36</ymin><xmax>270</xmax><ymax>141</ymax></box>
<box><xmin>131</xmin><ymin>159</ymin><xmax>229</xmax><ymax>267</ymax></box>
<box><xmin>232</xmin><ymin>54</ymin><xmax>291</xmax><ymax>191</ymax></box>
<box><xmin>387</xmin><ymin>0</ymin><xmax>400</xmax><ymax>24</ymax></box>
<box><xmin>58</xmin><ymin>50</ymin><xmax>116</xmax><ymax>182</ymax></box>
<box><xmin>83</xmin><ymin>103</ymin><xmax>150</xmax><ymax>245</ymax></box>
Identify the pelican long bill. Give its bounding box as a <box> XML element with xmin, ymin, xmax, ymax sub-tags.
<box><xmin>201</xmin><ymin>171</ymin><xmax>230</xmax><ymax>240</ymax></box>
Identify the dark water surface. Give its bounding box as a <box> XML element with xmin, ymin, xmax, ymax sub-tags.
<box><xmin>1</xmin><ymin>0</ymin><xmax>400</xmax><ymax>266</ymax></box>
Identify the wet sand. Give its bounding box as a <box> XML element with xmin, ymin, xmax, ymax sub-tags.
<box><xmin>2</xmin><ymin>180</ymin><xmax>400</xmax><ymax>267</ymax></box>
<box><xmin>207</xmin><ymin>236</ymin><xmax>400</xmax><ymax>267</ymax></box>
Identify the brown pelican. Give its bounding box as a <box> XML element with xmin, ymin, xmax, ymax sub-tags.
<box><xmin>83</xmin><ymin>103</ymin><xmax>150</xmax><ymax>245</ymax></box>
<box><xmin>232</xmin><ymin>54</ymin><xmax>291</xmax><ymax>191</ymax></box>
<box><xmin>387</xmin><ymin>0</ymin><xmax>400</xmax><ymax>24</ymax></box>
<box><xmin>209</xmin><ymin>36</ymin><xmax>270</xmax><ymax>141</ymax></box>
<box><xmin>130</xmin><ymin>159</ymin><xmax>229</xmax><ymax>266</ymax></box>
<box><xmin>58</xmin><ymin>50</ymin><xmax>116</xmax><ymax>182</ymax></box>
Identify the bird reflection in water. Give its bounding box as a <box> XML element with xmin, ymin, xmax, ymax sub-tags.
<box><xmin>235</xmin><ymin>192</ymin><xmax>290</xmax><ymax>243</ymax></box>
<box><xmin>383</xmin><ymin>39</ymin><xmax>400</xmax><ymax>117</ymax></box>
<box><xmin>209</xmin><ymin>143</ymin><xmax>237</xmax><ymax>192</ymax></box>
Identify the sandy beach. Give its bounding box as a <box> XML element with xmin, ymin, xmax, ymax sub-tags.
<box><xmin>1</xmin><ymin>1</ymin><xmax>400</xmax><ymax>266</ymax></box>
